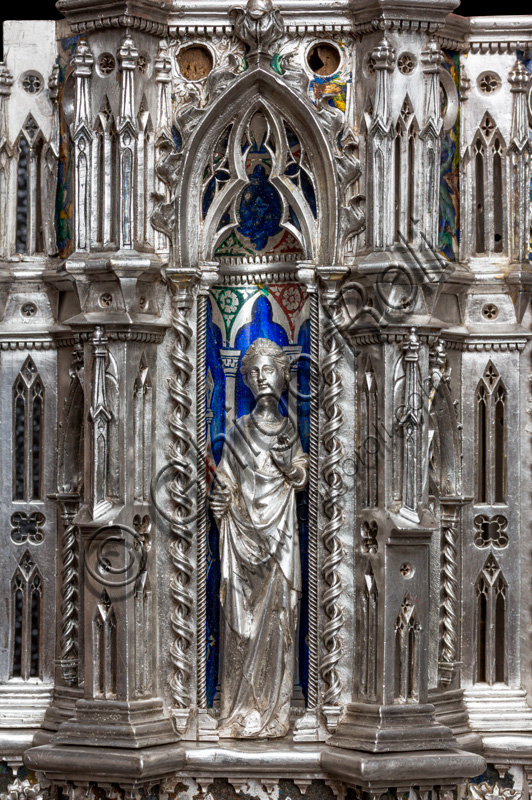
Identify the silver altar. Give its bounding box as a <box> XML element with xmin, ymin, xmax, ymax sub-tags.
<box><xmin>0</xmin><ymin>0</ymin><xmax>531</xmax><ymax>799</ymax></box>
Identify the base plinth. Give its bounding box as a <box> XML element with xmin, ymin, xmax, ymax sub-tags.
<box><xmin>328</xmin><ymin>702</ymin><xmax>456</xmax><ymax>753</ymax></box>
<box><xmin>52</xmin><ymin>697</ymin><xmax>178</xmax><ymax>749</ymax></box>
<box><xmin>24</xmin><ymin>739</ymin><xmax>486</xmax><ymax>795</ymax></box>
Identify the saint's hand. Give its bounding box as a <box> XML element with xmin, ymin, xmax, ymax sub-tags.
<box><xmin>210</xmin><ymin>481</ymin><xmax>232</xmax><ymax>518</ymax></box>
<box><xmin>270</xmin><ymin>446</ymin><xmax>292</xmax><ymax>472</ymax></box>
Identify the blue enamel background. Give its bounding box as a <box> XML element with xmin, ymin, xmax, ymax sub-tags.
<box><xmin>205</xmin><ymin>293</ymin><xmax>310</xmax><ymax>708</ymax></box>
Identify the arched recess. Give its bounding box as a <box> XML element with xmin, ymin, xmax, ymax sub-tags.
<box><xmin>428</xmin><ymin>380</ymin><xmax>461</xmax><ymax>499</ymax></box>
<box><xmin>176</xmin><ymin>66</ymin><xmax>338</xmax><ymax>726</ymax></box>
<box><xmin>58</xmin><ymin>374</ymin><xmax>84</xmax><ymax>494</ymax></box>
<box><xmin>176</xmin><ymin>66</ymin><xmax>339</xmax><ymax>268</ymax></box>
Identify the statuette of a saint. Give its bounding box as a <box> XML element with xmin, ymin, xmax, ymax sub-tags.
<box><xmin>210</xmin><ymin>337</ymin><xmax>308</xmax><ymax>738</ymax></box>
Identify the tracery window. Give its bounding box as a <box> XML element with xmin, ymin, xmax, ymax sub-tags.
<box><xmin>94</xmin><ymin>98</ymin><xmax>116</xmax><ymax>249</ymax></box>
<box><xmin>394</xmin><ymin>96</ymin><xmax>418</xmax><ymax>243</ymax></box>
<box><xmin>475</xmin><ymin>362</ymin><xmax>505</xmax><ymax>505</ymax></box>
<box><xmin>133</xmin><ymin>355</ymin><xmax>152</xmax><ymax>504</ymax></box>
<box><xmin>93</xmin><ymin>591</ymin><xmax>117</xmax><ymax>698</ymax></box>
<box><xmin>136</xmin><ymin>99</ymin><xmax>154</xmax><ymax>248</ymax></box>
<box><xmin>200</xmin><ymin>107</ymin><xmax>317</xmax><ymax>263</ymax></box>
<box><xmin>11</xmin><ymin>551</ymin><xmax>42</xmax><ymax>680</ymax></box>
<box><xmin>360</xmin><ymin>562</ymin><xmax>378</xmax><ymax>698</ymax></box>
<box><xmin>13</xmin><ymin>357</ymin><xmax>44</xmax><ymax>502</ymax></box>
<box><xmin>16</xmin><ymin>115</ymin><xmax>44</xmax><ymax>255</ymax></box>
<box><xmin>475</xmin><ymin>553</ymin><xmax>506</xmax><ymax>685</ymax></box>
<box><xmin>358</xmin><ymin>358</ymin><xmax>378</xmax><ymax>508</ymax></box>
<box><xmin>394</xmin><ymin>595</ymin><xmax>420</xmax><ymax>702</ymax></box>
<box><xmin>472</xmin><ymin>113</ymin><xmax>506</xmax><ymax>255</ymax></box>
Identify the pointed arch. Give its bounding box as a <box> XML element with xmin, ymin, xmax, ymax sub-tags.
<box><xmin>233</xmin><ymin>294</ymin><xmax>290</xmax><ymax>419</ymax></box>
<box><xmin>133</xmin><ymin>353</ymin><xmax>152</xmax><ymax>503</ymax></box>
<box><xmin>177</xmin><ymin>65</ymin><xmax>338</xmax><ymax>268</ymax></box>
<box><xmin>475</xmin><ymin>554</ymin><xmax>507</xmax><ymax>685</ymax></box>
<box><xmin>360</xmin><ymin>561</ymin><xmax>378</xmax><ymax>698</ymax></box>
<box><xmin>93</xmin><ymin>590</ymin><xmax>117</xmax><ymax>697</ymax></box>
<box><xmin>94</xmin><ymin>97</ymin><xmax>115</xmax><ymax>248</ymax></box>
<box><xmin>392</xmin><ymin>354</ymin><xmax>406</xmax><ymax>501</ymax></box>
<box><xmin>135</xmin><ymin>569</ymin><xmax>152</xmax><ymax>696</ymax></box>
<box><xmin>137</xmin><ymin>96</ymin><xmax>154</xmax><ymax>247</ymax></box>
<box><xmin>105</xmin><ymin>349</ymin><xmax>120</xmax><ymax>501</ymax></box>
<box><xmin>394</xmin><ymin>97</ymin><xmax>419</xmax><ymax>244</ymax></box>
<box><xmin>475</xmin><ymin>362</ymin><xmax>506</xmax><ymax>504</ymax></box>
<box><xmin>472</xmin><ymin>113</ymin><xmax>507</xmax><ymax>256</ymax></box>
<box><xmin>428</xmin><ymin>379</ymin><xmax>460</xmax><ymax>498</ymax></box>
<box><xmin>10</xmin><ymin>551</ymin><xmax>42</xmax><ymax>680</ymax></box>
<box><xmin>228</xmin><ymin>288</ymin><xmax>290</xmax><ymax>347</ymax></box>
<box><xmin>358</xmin><ymin>356</ymin><xmax>379</xmax><ymax>508</ymax></box>
<box><xmin>394</xmin><ymin>594</ymin><xmax>420</xmax><ymax>701</ymax></box>
<box><xmin>0</xmin><ymin>142</ymin><xmax>11</xmax><ymax>257</ymax></box>
<box><xmin>13</xmin><ymin>356</ymin><xmax>44</xmax><ymax>502</ymax></box>
<box><xmin>15</xmin><ymin>115</ymin><xmax>46</xmax><ymax>255</ymax></box>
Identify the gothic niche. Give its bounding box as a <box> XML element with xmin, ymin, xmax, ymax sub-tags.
<box><xmin>200</xmin><ymin>103</ymin><xmax>320</xmax><ymax>734</ymax></box>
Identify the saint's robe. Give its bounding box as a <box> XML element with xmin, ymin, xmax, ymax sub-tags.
<box><xmin>215</xmin><ymin>413</ymin><xmax>308</xmax><ymax>738</ymax></box>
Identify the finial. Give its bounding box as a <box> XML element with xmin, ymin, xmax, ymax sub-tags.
<box><xmin>509</xmin><ymin>60</ymin><xmax>530</xmax><ymax>93</ymax></box>
<box><xmin>230</xmin><ymin>0</ymin><xmax>284</xmax><ymax>64</ymax></box>
<box><xmin>371</xmin><ymin>36</ymin><xmax>395</xmax><ymax>72</ymax></box>
<box><xmin>421</xmin><ymin>38</ymin><xmax>443</xmax><ymax>73</ymax></box>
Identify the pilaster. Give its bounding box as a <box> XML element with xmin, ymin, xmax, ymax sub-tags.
<box><xmin>0</xmin><ymin>62</ymin><xmax>13</xmax><ymax>259</ymax></box>
<box><xmin>420</xmin><ymin>40</ymin><xmax>444</xmax><ymax>250</ymax></box>
<box><xmin>71</xmin><ymin>38</ymin><xmax>94</xmax><ymax>253</ymax></box>
<box><xmin>42</xmin><ymin>253</ymin><xmax>175</xmax><ymax>749</ymax></box>
<box><xmin>508</xmin><ymin>60</ymin><xmax>532</xmax><ymax>266</ymax></box>
<box><xmin>368</xmin><ymin>37</ymin><xmax>395</xmax><ymax>251</ymax></box>
<box><xmin>117</xmin><ymin>35</ymin><xmax>139</xmax><ymax>250</ymax></box>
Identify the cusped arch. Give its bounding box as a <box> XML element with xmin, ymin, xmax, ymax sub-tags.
<box><xmin>177</xmin><ymin>66</ymin><xmax>338</xmax><ymax>268</ymax></box>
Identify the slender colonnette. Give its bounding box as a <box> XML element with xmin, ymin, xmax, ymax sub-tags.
<box><xmin>320</xmin><ymin>296</ymin><xmax>345</xmax><ymax>709</ymax></box>
<box><xmin>168</xmin><ymin>293</ymin><xmax>196</xmax><ymax>710</ymax></box>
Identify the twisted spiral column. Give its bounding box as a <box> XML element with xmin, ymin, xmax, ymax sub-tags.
<box><xmin>195</xmin><ymin>292</ymin><xmax>208</xmax><ymax>710</ymax></box>
<box><xmin>168</xmin><ymin>296</ymin><xmax>196</xmax><ymax>709</ymax></box>
<box><xmin>440</xmin><ymin>503</ymin><xmax>459</xmax><ymax>682</ymax></box>
<box><xmin>320</xmin><ymin>300</ymin><xmax>345</xmax><ymax>708</ymax></box>
<box><xmin>59</xmin><ymin>497</ymin><xmax>80</xmax><ymax>685</ymax></box>
<box><xmin>307</xmin><ymin>291</ymin><xmax>320</xmax><ymax>711</ymax></box>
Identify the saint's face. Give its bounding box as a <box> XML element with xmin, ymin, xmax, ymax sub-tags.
<box><xmin>244</xmin><ymin>354</ymin><xmax>286</xmax><ymax>400</ymax></box>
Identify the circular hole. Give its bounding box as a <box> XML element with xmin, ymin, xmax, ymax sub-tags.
<box><xmin>482</xmin><ymin>303</ymin><xmax>499</xmax><ymax>320</ymax></box>
<box><xmin>21</xmin><ymin>72</ymin><xmax>43</xmax><ymax>95</ymax></box>
<box><xmin>97</xmin><ymin>53</ymin><xmax>116</xmax><ymax>76</ymax></box>
<box><xmin>400</xmin><ymin>562</ymin><xmax>414</xmax><ymax>579</ymax></box>
<box><xmin>307</xmin><ymin>43</ymin><xmax>341</xmax><ymax>76</ymax></box>
<box><xmin>177</xmin><ymin>45</ymin><xmax>213</xmax><ymax>81</ymax></box>
<box><xmin>20</xmin><ymin>302</ymin><xmax>37</xmax><ymax>318</ymax></box>
<box><xmin>99</xmin><ymin>293</ymin><xmax>113</xmax><ymax>308</ymax></box>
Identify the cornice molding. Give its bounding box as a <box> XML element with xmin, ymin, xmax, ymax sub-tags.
<box><xmin>348</xmin><ymin>0</ymin><xmax>460</xmax><ymax>36</ymax></box>
<box><xmin>56</xmin><ymin>0</ymin><xmax>170</xmax><ymax>35</ymax></box>
<box><xmin>436</xmin><ymin>13</ymin><xmax>470</xmax><ymax>50</ymax></box>
<box><xmin>53</xmin><ymin>0</ymin><xmax>532</xmax><ymax>51</ymax></box>
<box><xmin>443</xmin><ymin>15</ymin><xmax>532</xmax><ymax>54</ymax></box>
<box><xmin>169</xmin><ymin>0</ymin><xmax>351</xmax><ymax>36</ymax></box>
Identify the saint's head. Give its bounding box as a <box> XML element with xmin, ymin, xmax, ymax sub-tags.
<box><xmin>240</xmin><ymin>338</ymin><xmax>290</xmax><ymax>401</ymax></box>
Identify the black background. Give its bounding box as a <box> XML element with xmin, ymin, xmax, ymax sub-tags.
<box><xmin>0</xmin><ymin>2</ymin><xmax>525</xmax><ymax>62</ymax></box>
